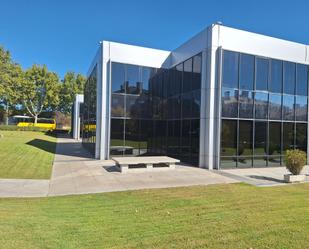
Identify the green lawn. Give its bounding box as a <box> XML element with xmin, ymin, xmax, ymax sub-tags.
<box><xmin>0</xmin><ymin>130</ymin><xmax>56</xmax><ymax>179</ymax></box>
<box><xmin>1</xmin><ymin>183</ymin><xmax>309</xmax><ymax>248</ymax></box>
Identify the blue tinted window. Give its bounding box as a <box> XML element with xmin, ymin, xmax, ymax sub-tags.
<box><xmin>282</xmin><ymin>95</ymin><xmax>295</xmax><ymax>120</ymax></box>
<box><xmin>269</xmin><ymin>59</ymin><xmax>282</xmax><ymax>93</ymax></box>
<box><xmin>269</xmin><ymin>94</ymin><xmax>282</xmax><ymax>120</ymax></box>
<box><xmin>239</xmin><ymin>90</ymin><xmax>253</xmax><ymax>118</ymax></box>
<box><xmin>295</xmin><ymin>96</ymin><xmax>307</xmax><ymax>121</ymax></box>
<box><xmin>221</xmin><ymin>88</ymin><xmax>238</xmax><ymax>118</ymax></box>
<box><xmin>222</xmin><ymin>51</ymin><xmax>239</xmax><ymax>88</ymax></box>
<box><xmin>296</xmin><ymin>64</ymin><xmax>308</xmax><ymax>96</ymax></box>
<box><xmin>239</xmin><ymin>54</ymin><xmax>254</xmax><ymax>90</ymax></box>
<box><xmin>255</xmin><ymin>57</ymin><xmax>268</xmax><ymax>91</ymax></box>
<box><xmin>283</xmin><ymin>62</ymin><xmax>296</xmax><ymax>95</ymax></box>
<box><xmin>255</xmin><ymin>92</ymin><xmax>268</xmax><ymax>119</ymax></box>
<box><xmin>112</xmin><ymin>62</ymin><xmax>125</xmax><ymax>93</ymax></box>
<box><xmin>126</xmin><ymin>64</ymin><xmax>140</xmax><ymax>94</ymax></box>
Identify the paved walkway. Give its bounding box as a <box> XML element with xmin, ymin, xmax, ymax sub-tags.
<box><xmin>220</xmin><ymin>166</ymin><xmax>309</xmax><ymax>187</ymax></box>
<box><xmin>0</xmin><ymin>136</ymin><xmax>238</xmax><ymax>197</ymax></box>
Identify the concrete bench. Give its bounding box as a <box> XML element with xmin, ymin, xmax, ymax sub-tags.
<box><xmin>112</xmin><ymin>156</ymin><xmax>180</xmax><ymax>173</ymax></box>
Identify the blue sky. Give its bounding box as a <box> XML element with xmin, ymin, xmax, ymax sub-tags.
<box><xmin>1</xmin><ymin>0</ymin><xmax>309</xmax><ymax>78</ymax></box>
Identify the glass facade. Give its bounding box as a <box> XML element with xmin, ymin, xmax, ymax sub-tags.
<box><xmin>221</xmin><ymin>50</ymin><xmax>308</xmax><ymax>168</ymax></box>
<box><xmin>110</xmin><ymin>53</ymin><xmax>202</xmax><ymax>165</ymax></box>
<box><xmin>82</xmin><ymin>66</ymin><xmax>97</xmax><ymax>154</ymax></box>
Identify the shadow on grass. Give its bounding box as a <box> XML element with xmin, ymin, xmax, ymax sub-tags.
<box><xmin>26</xmin><ymin>139</ymin><xmax>93</xmax><ymax>159</ymax></box>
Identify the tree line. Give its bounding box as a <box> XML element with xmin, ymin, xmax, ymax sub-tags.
<box><xmin>0</xmin><ymin>46</ymin><xmax>85</xmax><ymax>124</ymax></box>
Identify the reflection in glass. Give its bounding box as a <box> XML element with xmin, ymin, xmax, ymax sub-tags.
<box><xmin>269</xmin><ymin>94</ymin><xmax>282</xmax><ymax>120</ymax></box>
<box><xmin>221</xmin><ymin>88</ymin><xmax>238</xmax><ymax>118</ymax></box>
<box><xmin>255</xmin><ymin>92</ymin><xmax>268</xmax><ymax>119</ymax></box>
<box><xmin>282</xmin><ymin>95</ymin><xmax>295</xmax><ymax>121</ymax></box>
<box><xmin>192</xmin><ymin>54</ymin><xmax>202</xmax><ymax>90</ymax></box>
<box><xmin>183</xmin><ymin>58</ymin><xmax>192</xmax><ymax>93</ymax></box>
<box><xmin>269</xmin><ymin>122</ymin><xmax>281</xmax><ymax>155</ymax></box>
<box><xmin>296</xmin><ymin>64</ymin><xmax>308</xmax><ymax>96</ymax></box>
<box><xmin>222</xmin><ymin>51</ymin><xmax>239</xmax><ymax>88</ymax></box>
<box><xmin>110</xmin><ymin>119</ymin><xmax>125</xmax><ymax>155</ymax></box>
<box><xmin>111</xmin><ymin>94</ymin><xmax>125</xmax><ymax>117</ymax></box>
<box><xmin>295</xmin><ymin>96</ymin><xmax>307</xmax><ymax>121</ymax></box>
<box><xmin>254</xmin><ymin>121</ymin><xmax>267</xmax><ymax>155</ymax></box>
<box><xmin>239</xmin><ymin>54</ymin><xmax>254</xmax><ymax>90</ymax></box>
<box><xmin>296</xmin><ymin>123</ymin><xmax>307</xmax><ymax>152</ymax></box>
<box><xmin>269</xmin><ymin>59</ymin><xmax>282</xmax><ymax>93</ymax></box>
<box><xmin>255</xmin><ymin>57</ymin><xmax>268</xmax><ymax>91</ymax></box>
<box><xmin>111</xmin><ymin>63</ymin><xmax>125</xmax><ymax>93</ymax></box>
<box><xmin>283</xmin><ymin>62</ymin><xmax>296</xmax><ymax>95</ymax></box>
<box><xmin>239</xmin><ymin>90</ymin><xmax>253</xmax><ymax>118</ymax></box>
<box><xmin>283</xmin><ymin>122</ymin><xmax>294</xmax><ymax>152</ymax></box>
<box><xmin>221</xmin><ymin>120</ymin><xmax>237</xmax><ymax>156</ymax></box>
<box><xmin>238</xmin><ymin>121</ymin><xmax>253</xmax><ymax>157</ymax></box>
<box><xmin>126</xmin><ymin>64</ymin><xmax>140</xmax><ymax>94</ymax></box>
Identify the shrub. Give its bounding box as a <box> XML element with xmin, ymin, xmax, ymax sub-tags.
<box><xmin>0</xmin><ymin>125</ymin><xmax>48</xmax><ymax>132</ymax></box>
<box><xmin>284</xmin><ymin>149</ymin><xmax>307</xmax><ymax>175</ymax></box>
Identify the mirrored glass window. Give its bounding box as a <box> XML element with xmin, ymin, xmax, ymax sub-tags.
<box><xmin>239</xmin><ymin>90</ymin><xmax>253</xmax><ymax>118</ymax></box>
<box><xmin>254</xmin><ymin>121</ymin><xmax>267</xmax><ymax>155</ymax></box>
<box><xmin>221</xmin><ymin>88</ymin><xmax>238</xmax><ymax>118</ymax></box>
<box><xmin>183</xmin><ymin>58</ymin><xmax>192</xmax><ymax>93</ymax></box>
<box><xmin>283</xmin><ymin>122</ymin><xmax>294</xmax><ymax>153</ymax></box>
<box><xmin>239</xmin><ymin>54</ymin><xmax>254</xmax><ymax>90</ymax></box>
<box><xmin>296</xmin><ymin>123</ymin><xmax>307</xmax><ymax>152</ymax></box>
<box><xmin>283</xmin><ymin>62</ymin><xmax>296</xmax><ymax>95</ymax></box>
<box><xmin>269</xmin><ymin>94</ymin><xmax>282</xmax><ymax>120</ymax></box>
<box><xmin>295</xmin><ymin>96</ymin><xmax>307</xmax><ymax>121</ymax></box>
<box><xmin>255</xmin><ymin>57</ymin><xmax>268</xmax><ymax>91</ymax></box>
<box><xmin>221</xmin><ymin>120</ymin><xmax>237</xmax><ymax>156</ymax></box>
<box><xmin>222</xmin><ymin>51</ymin><xmax>239</xmax><ymax>88</ymax></box>
<box><xmin>255</xmin><ymin>92</ymin><xmax>268</xmax><ymax>119</ymax></box>
<box><xmin>296</xmin><ymin>64</ymin><xmax>308</xmax><ymax>96</ymax></box>
<box><xmin>269</xmin><ymin>122</ymin><xmax>281</xmax><ymax>156</ymax></box>
<box><xmin>282</xmin><ymin>95</ymin><xmax>295</xmax><ymax>121</ymax></box>
<box><xmin>269</xmin><ymin>59</ymin><xmax>282</xmax><ymax>93</ymax></box>
<box><xmin>111</xmin><ymin>63</ymin><xmax>125</xmax><ymax>93</ymax></box>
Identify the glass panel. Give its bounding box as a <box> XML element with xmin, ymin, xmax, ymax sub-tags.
<box><xmin>220</xmin><ymin>157</ymin><xmax>237</xmax><ymax>169</ymax></box>
<box><xmin>269</xmin><ymin>94</ymin><xmax>282</xmax><ymax>120</ymax></box>
<box><xmin>268</xmin><ymin>156</ymin><xmax>281</xmax><ymax>166</ymax></box>
<box><xmin>255</xmin><ymin>92</ymin><xmax>268</xmax><ymax>119</ymax></box>
<box><xmin>269</xmin><ymin>59</ymin><xmax>282</xmax><ymax>93</ymax></box>
<box><xmin>296</xmin><ymin>123</ymin><xmax>307</xmax><ymax>152</ymax></box>
<box><xmin>239</xmin><ymin>90</ymin><xmax>253</xmax><ymax>118</ymax></box>
<box><xmin>238</xmin><ymin>121</ymin><xmax>253</xmax><ymax>156</ymax></box>
<box><xmin>283</xmin><ymin>62</ymin><xmax>296</xmax><ymax>95</ymax></box>
<box><xmin>192</xmin><ymin>90</ymin><xmax>201</xmax><ymax>118</ymax></box>
<box><xmin>175</xmin><ymin>64</ymin><xmax>183</xmax><ymax>96</ymax></box>
<box><xmin>222</xmin><ymin>51</ymin><xmax>239</xmax><ymax>88</ymax></box>
<box><xmin>296</xmin><ymin>64</ymin><xmax>308</xmax><ymax>96</ymax></box>
<box><xmin>125</xmin><ymin>119</ymin><xmax>140</xmax><ymax>156</ymax></box>
<box><xmin>221</xmin><ymin>88</ymin><xmax>238</xmax><ymax>118</ymax></box>
<box><xmin>238</xmin><ymin>157</ymin><xmax>252</xmax><ymax>168</ymax></box>
<box><xmin>142</xmin><ymin>67</ymin><xmax>155</xmax><ymax>92</ymax></box>
<box><xmin>191</xmin><ymin>119</ymin><xmax>200</xmax><ymax>164</ymax></box>
<box><xmin>239</xmin><ymin>54</ymin><xmax>254</xmax><ymax>90</ymax></box>
<box><xmin>125</xmin><ymin>95</ymin><xmax>139</xmax><ymax>118</ymax></box>
<box><xmin>253</xmin><ymin>157</ymin><xmax>267</xmax><ymax>167</ymax></box>
<box><xmin>255</xmin><ymin>57</ymin><xmax>268</xmax><ymax>91</ymax></box>
<box><xmin>139</xmin><ymin>120</ymin><xmax>150</xmax><ymax>155</ymax></box>
<box><xmin>283</xmin><ymin>122</ymin><xmax>294</xmax><ymax>153</ymax></box>
<box><xmin>221</xmin><ymin>120</ymin><xmax>237</xmax><ymax>156</ymax></box>
<box><xmin>183</xmin><ymin>58</ymin><xmax>192</xmax><ymax>93</ymax></box>
<box><xmin>269</xmin><ymin>122</ymin><xmax>281</xmax><ymax>156</ymax></box>
<box><xmin>254</xmin><ymin>121</ymin><xmax>267</xmax><ymax>156</ymax></box>
<box><xmin>126</xmin><ymin>64</ymin><xmax>140</xmax><ymax>94</ymax></box>
<box><xmin>110</xmin><ymin>119</ymin><xmax>125</xmax><ymax>155</ymax></box>
<box><xmin>192</xmin><ymin>54</ymin><xmax>202</xmax><ymax>90</ymax></box>
<box><xmin>181</xmin><ymin>119</ymin><xmax>191</xmax><ymax>161</ymax></box>
<box><xmin>282</xmin><ymin>95</ymin><xmax>295</xmax><ymax>121</ymax></box>
<box><xmin>111</xmin><ymin>94</ymin><xmax>125</xmax><ymax>117</ymax></box>
<box><xmin>295</xmin><ymin>96</ymin><xmax>307</xmax><ymax>121</ymax></box>
<box><xmin>111</xmin><ymin>62</ymin><xmax>125</xmax><ymax>93</ymax></box>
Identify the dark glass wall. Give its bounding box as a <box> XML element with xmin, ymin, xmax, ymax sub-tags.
<box><xmin>82</xmin><ymin>66</ymin><xmax>97</xmax><ymax>154</ymax></box>
<box><xmin>221</xmin><ymin>50</ymin><xmax>308</xmax><ymax>169</ymax></box>
<box><xmin>110</xmin><ymin>62</ymin><xmax>157</xmax><ymax>156</ymax></box>
<box><xmin>109</xmin><ymin>53</ymin><xmax>202</xmax><ymax>165</ymax></box>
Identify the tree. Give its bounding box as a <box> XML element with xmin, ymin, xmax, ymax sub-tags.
<box><xmin>0</xmin><ymin>46</ymin><xmax>22</xmax><ymax>124</ymax></box>
<box><xmin>58</xmin><ymin>72</ymin><xmax>85</xmax><ymax>114</ymax></box>
<box><xmin>20</xmin><ymin>65</ymin><xmax>60</xmax><ymax>124</ymax></box>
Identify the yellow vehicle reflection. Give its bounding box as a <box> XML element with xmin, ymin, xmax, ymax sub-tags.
<box><xmin>12</xmin><ymin>115</ymin><xmax>56</xmax><ymax>130</ymax></box>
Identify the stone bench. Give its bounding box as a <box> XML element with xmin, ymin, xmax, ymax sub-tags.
<box><xmin>112</xmin><ymin>156</ymin><xmax>180</xmax><ymax>173</ymax></box>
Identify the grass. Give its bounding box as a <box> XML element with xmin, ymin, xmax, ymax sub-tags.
<box><xmin>0</xmin><ymin>130</ymin><xmax>56</xmax><ymax>179</ymax></box>
<box><xmin>1</xmin><ymin>183</ymin><xmax>309</xmax><ymax>248</ymax></box>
